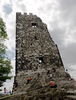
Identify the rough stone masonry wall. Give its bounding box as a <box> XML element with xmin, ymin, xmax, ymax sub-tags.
<box><xmin>16</xmin><ymin>13</ymin><xmax>63</xmax><ymax>73</ymax></box>
<box><xmin>13</xmin><ymin>13</ymin><xmax>66</xmax><ymax>93</ymax></box>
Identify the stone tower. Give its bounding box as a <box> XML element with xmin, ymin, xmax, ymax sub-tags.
<box><xmin>13</xmin><ymin>13</ymin><xmax>66</xmax><ymax>93</ymax></box>
<box><xmin>16</xmin><ymin>13</ymin><xmax>63</xmax><ymax>73</ymax></box>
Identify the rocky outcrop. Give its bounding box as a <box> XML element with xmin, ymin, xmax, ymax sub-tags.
<box><xmin>1</xmin><ymin>82</ymin><xmax>76</xmax><ymax>100</ymax></box>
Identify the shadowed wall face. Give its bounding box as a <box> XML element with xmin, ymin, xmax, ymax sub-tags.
<box><xmin>16</xmin><ymin>13</ymin><xmax>63</xmax><ymax>73</ymax></box>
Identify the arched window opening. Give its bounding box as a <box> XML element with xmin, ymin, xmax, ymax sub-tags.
<box><xmin>39</xmin><ymin>57</ymin><xmax>44</xmax><ymax>63</ymax></box>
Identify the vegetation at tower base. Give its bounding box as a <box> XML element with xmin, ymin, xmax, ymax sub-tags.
<box><xmin>0</xmin><ymin>18</ymin><xmax>12</xmax><ymax>87</ymax></box>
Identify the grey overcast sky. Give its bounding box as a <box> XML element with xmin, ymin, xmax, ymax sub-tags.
<box><xmin>0</xmin><ymin>0</ymin><xmax>76</xmax><ymax>92</ymax></box>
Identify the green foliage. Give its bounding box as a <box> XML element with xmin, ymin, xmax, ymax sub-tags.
<box><xmin>0</xmin><ymin>18</ymin><xmax>7</xmax><ymax>39</ymax></box>
<box><xmin>0</xmin><ymin>58</ymin><xmax>12</xmax><ymax>74</ymax></box>
<box><xmin>0</xmin><ymin>43</ymin><xmax>6</xmax><ymax>58</ymax></box>
<box><xmin>0</xmin><ymin>76</ymin><xmax>12</xmax><ymax>81</ymax></box>
<box><xmin>0</xmin><ymin>18</ymin><xmax>12</xmax><ymax>87</ymax></box>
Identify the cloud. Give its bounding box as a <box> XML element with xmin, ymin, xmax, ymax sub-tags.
<box><xmin>61</xmin><ymin>43</ymin><xmax>76</xmax><ymax>66</ymax></box>
<box><xmin>59</xmin><ymin>0</ymin><xmax>76</xmax><ymax>21</ymax></box>
<box><xmin>11</xmin><ymin>57</ymin><xmax>15</xmax><ymax>76</ymax></box>
<box><xmin>0</xmin><ymin>77</ymin><xmax>14</xmax><ymax>93</ymax></box>
<box><xmin>3</xmin><ymin>4</ymin><xmax>12</xmax><ymax>15</ymax></box>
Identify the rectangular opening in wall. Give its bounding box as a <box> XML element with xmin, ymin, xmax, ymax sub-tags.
<box><xmin>31</xmin><ymin>23</ymin><xmax>37</xmax><ymax>27</ymax></box>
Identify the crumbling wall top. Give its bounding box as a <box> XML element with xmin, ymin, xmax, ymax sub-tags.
<box><xmin>16</xmin><ymin>12</ymin><xmax>47</xmax><ymax>31</ymax></box>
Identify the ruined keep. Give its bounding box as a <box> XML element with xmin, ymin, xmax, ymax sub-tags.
<box><xmin>13</xmin><ymin>13</ymin><xmax>67</xmax><ymax>93</ymax></box>
<box><xmin>16</xmin><ymin>13</ymin><xmax>63</xmax><ymax>73</ymax></box>
<box><xmin>2</xmin><ymin>13</ymin><xmax>76</xmax><ymax>100</ymax></box>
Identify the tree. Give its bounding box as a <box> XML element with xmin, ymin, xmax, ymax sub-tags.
<box><xmin>0</xmin><ymin>18</ymin><xmax>12</xmax><ymax>87</ymax></box>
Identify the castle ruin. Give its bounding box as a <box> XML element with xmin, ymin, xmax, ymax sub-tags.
<box><xmin>16</xmin><ymin>13</ymin><xmax>63</xmax><ymax>72</ymax></box>
<box><xmin>13</xmin><ymin>13</ymin><xmax>67</xmax><ymax>93</ymax></box>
